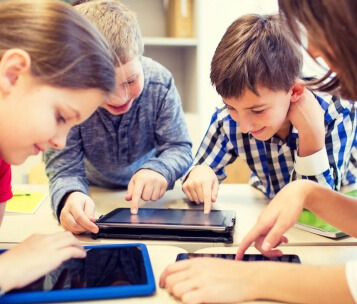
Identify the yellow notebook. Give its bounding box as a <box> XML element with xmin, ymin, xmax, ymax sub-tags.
<box><xmin>6</xmin><ymin>191</ymin><xmax>48</xmax><ymax>214</ymax></box>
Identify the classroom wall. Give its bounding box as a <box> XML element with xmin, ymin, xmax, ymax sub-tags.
<box><xmin>11</xmin><ymin>0</ymin><xmax>325</xmax><ymax>184</ymax></box>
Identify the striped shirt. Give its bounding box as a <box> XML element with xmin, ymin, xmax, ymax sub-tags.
<box><xmin>193</xmin><ymin>92</ymin><xmax>357</xmax><ymax>198</ymax></box>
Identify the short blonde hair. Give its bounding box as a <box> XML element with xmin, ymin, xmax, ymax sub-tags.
<box><xmin>74</xmin><ymin>0</ymin><xmax>144</xmax><ymax>65</ymax></box>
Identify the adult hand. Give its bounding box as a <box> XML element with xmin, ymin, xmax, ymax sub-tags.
<box><xmin>0</xmin><ymin>232</ymin><xmax>86</xmax><ymax>293</ymax></box>
<box><xmin>288</xmin><ymin>87</ymin><xmax>325</xmax><ymax>157</ymax></box>
<box><xmin>125</xmin><ymin>169</ymin><xmax>168</xmax><ymax>214</ymax></box>
<box><xmin>60</xmin><ymin>191</ymin><xmax>98</xmax><ymax>234</ymax></box>
<box><xmin>160</xmin><ymin>258</ymin><xmax>258</xmax><ymax>304</ymax></box>
<box><xmin>236</xmin><ymin>180</ymin><xmax>315</xmax><ymax>259</ymax></box>
<box><xmin>182</xmin><ymin>165</ymin><xmax>219</xmax><ymax>214</ymax></box>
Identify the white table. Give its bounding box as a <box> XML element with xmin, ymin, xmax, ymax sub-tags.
<box><xmin>1</xmin><ymin>184</ymin><xmax>356</xmax><ymax>251</ymax></box>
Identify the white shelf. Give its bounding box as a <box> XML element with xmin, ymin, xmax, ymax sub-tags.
<box><xmin>144</xmin><ymin>37</ymin><xmax>198</xmax><ymax>47</ymax></box>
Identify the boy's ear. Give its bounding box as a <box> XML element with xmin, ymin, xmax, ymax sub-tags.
<box><xmin>290</xmin><ymin>80</ymin><xmax>305</xmax><ymax>103</ymax></box>
<box><xmin>0</xmin><ymin>49</ymin><xmax>31</xmax><ymax>94</ymax></box>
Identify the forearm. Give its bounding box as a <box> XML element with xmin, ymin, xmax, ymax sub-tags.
<box><xmin>304</xmin><ymin>183</ymin><xmax>357</xmax><ymax>237</ymax></box>
<box><xmin>254</xmin><ymin>262</ymin><xmax>354</xmax><ymax>304</ymax></box>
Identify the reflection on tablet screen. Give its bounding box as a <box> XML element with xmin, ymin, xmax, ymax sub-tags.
<box><xmin>176</xmin><ymin>253</ymin><xmax>301</xmax><ymax>263</ymax></box>
<box><xmin>7</xmin><ymin>246</ymin><xmax>148</xmax><ymax>294</ymax></box>
<box><xmin>102</xmin><ymin>209</ymin><xmax>225</xmax><ymax>226</ymax></box>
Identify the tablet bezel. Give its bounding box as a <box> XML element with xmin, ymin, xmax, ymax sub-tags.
<box><xmin>95</xmin><ymin>208</ymin><xmax>236</xmax><ymax>232</ymax></box>
<box><xmin>1</xmin><ymin>243</ymin><xmax>156</xmax><ymax>304</ymax></box>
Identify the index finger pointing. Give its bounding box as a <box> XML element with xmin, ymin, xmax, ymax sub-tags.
<box><xmin>235</xmin><ymin>224</ymin><xmax>265</xmax><ymax>260</ymax></box>
<box><xmin>202</xmin><ymin>181</ymin><xmax>213</xmax><ymax>214</ymax></box>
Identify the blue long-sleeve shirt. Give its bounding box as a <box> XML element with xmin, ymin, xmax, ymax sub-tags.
<box><xmin>192</xmin><ymin>92</ymin><xmax>357</xmax><ymax>198</ymax></box>
<box><xmin>45</xmin><ymin>57</ymin><xmax>193</xmax><ymax>216</ymax></box>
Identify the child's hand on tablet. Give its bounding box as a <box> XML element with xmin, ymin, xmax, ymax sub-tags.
<box><xmin>182</xmin><ymin>165</ymin><xmax>219</xmax><ymax>214</ymax></box>
<box><xmin>60</xmin><ymin>192</ymin><xmax>98</xmax><ymax>234</ymax></box>
<box><xmin>0</xmin><ymin>232</ymin><xmax>86</xmax><ymax>293</ymax></box>
<box><xmin>125</xmin><ymin>169</ymin><xmax>168</xmax><ymax>214</ymax></box>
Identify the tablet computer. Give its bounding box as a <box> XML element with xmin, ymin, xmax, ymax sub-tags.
<box><xmin>176</xmin><ymin>253</ymin><xmax>301</xmax><ymax>263</ymax></box>
<box><xmin>95</xmin><ymin>208</ymin><xmax>236</xmax><ymax>232</ymax></box>
<box><xmin>1</xmin><ymin>243</ymin><xmax>155</xmax><ymax>304</ymax></box>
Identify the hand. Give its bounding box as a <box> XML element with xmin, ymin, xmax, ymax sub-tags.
<box><xmin>60</xmin><ymin>192</ymin><xmax>98</xmax><ymax>234</ymax></box>
<box><xmin>160</xmin><ymin>258</ymin><xmax>258</xmax><ymax>303</ymax></box>
<box><xmin>182</xmin><ymin>165</ymin><xmax>219</xmax><ymax>214</ymax></box>
<box><xmin>288</xmin><ymin>88</ymin><xmax>325</xmax><ymax>156</ymax></box>
<box><xmin>236</xmin><ymin>180</ymin><xmax>315</xmax><ymax>259</ymax></box>
<box><xmin>0</xmin><ymin>232</ymin><xmax>86</xmax><ymax>292</ymax></box>
<box><xmin>125</xmin><ymin>169</ymin><xmax>168</xmax><ymax>214</ymax></box>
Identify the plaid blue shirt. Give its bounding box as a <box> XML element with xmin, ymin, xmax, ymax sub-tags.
<box><xmin>194</xmin><ymin>92</ymin><xmax>357</xmax><ymax>198</ymax></box>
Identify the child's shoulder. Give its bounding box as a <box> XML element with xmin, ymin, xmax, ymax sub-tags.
<box><xmin>312</xmin><ymin>90</ymin><xmax>355</xmax><ymax>121</ymax></box>
<box><xmin>142</xmin><ymin>56</ymin><xmax>173</xmax><ymax>80</ymax></box>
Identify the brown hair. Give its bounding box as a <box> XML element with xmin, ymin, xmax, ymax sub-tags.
<box><xmin>73</xmin><ymin>0</ymin><xmax>144</xmax><ymax>65</ymax></box>
<box><xmin>0</xmin><ymin>0</ymin><xmax>115</xmax><ymax>93</ymax></box>
<box><xmin>278</xmin><ymin>0</ymin><xmax>357</xmax><ymax>100</ymax></box>
<box><xmin>210</xmin><ymin>14</ymin><xmax>302</xmax><ymax>99</ymax></box>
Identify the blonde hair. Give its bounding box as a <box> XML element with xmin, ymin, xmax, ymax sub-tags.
<box><xmin>0</xmin><ymin>0</ymin><xmax>115</xmax><ymax>93</ymax></box>
<box><xmin>211</xmin><ymin>14</ymin><xmax>302</xmax><ymax>98</ymax></box>
<box><xmin>74</xmin><ymin>0</ymin><xmax>144</xmax><ymax>65</ymax></box>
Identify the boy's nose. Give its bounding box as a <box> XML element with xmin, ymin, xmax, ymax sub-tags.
<box><xmin>239</xmin><ymin>118</ymin><xmax>252</xmax><ymax>134</ymax></box>
<box><xmin>49</xmin><ymin>132</ymin><xmax>67</xmax><ymax>150</ymax></box>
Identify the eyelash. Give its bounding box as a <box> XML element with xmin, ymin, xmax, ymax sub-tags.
<box><xmin>127</xmin><ymin>78</ymin><xmax>136</xmax><ymax>85</ymax></box>
<box><xmin>252</xmin><ymin>109</ymin><xmax>265</xmax><ymax>115</ymax></box>
<box><xmin>226</xmin><ymin>105</ymin><xmax>265</xmax><ymax>115</ymax></box>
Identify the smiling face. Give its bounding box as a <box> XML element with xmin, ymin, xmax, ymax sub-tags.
<box><xmin>101</xmin><ymin>57</ymin><xmax>144</xmax><ymax>115</ymax></box>
<box><xmin>0</xmin><ymin>76</ymin><xmax>104</xmax><ymax>165</ymax></box>
<box><xmin>223</xmin><ymin>85</ymin><xmax>292</xmax><ymax>141</ymax></box>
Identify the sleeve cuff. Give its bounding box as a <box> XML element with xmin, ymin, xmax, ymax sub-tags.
<box><xmin>294</xmin><ymin>146</ymin><xmax>329</xmax><ymax>176</ymax></box>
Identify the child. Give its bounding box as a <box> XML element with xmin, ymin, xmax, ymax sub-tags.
<box><xmin>182</xmin><ymin>14</ymin><xmax>357</xmax><ymax>213</ymax></box>
<box><xmin>0</xmin><ymin>0</ymin><xmax>116</xmax><ymax>294</ymax></box>
<box><xmin>44</xmin><ymin>0</ymin><xmax>193</xmax><ymax>234</ymax></box>
<box><xmin>160</xmin><ymin>1</ymin><xmax>357</xmax><ymax>303</ymax></box>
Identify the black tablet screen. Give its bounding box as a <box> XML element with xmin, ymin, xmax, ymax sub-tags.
<box><xmin>6</xmin><ymin>246</ymin><xmax>148</xmax><ymax>294</ymax></box>
<box><xmin>101</xmin><ymin>208</ymin><xmax>225</xmax><ymax>226</ymax></box>
<box><xmin>176</xmin><ymin>253</ymin><xmax>301</xmax><ymax>263</ymax></box>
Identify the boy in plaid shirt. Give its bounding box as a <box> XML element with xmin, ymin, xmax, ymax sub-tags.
<box><xmin>182</xmin><ymin>14</ymin><xmax>357</xmax><ymax>213</ymax></box>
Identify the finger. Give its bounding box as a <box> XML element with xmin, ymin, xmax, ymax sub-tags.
<box><xmin>83</xmin><ymin>201</ymin><xmax>96</xmax><ymax>220</ymax></box>
<box><xmin>158</xmin><ymin>184</ymin><xmax>166</xmax><ymax>199</ymax></box>
<box><xmin>160</xmin><ymin>261</ymin><xmax>191</xmax><ymax>288</ymax></box>
<box><xmin>130</xmin><ymin>181</ymin><xmax>145</xmax><ymax>214</ymax></box>
<box><xmin>142</xmin><ymin>183</ymin><xmax>154</xmax><ymax>201</ymax></box>
<box><xmin>182</xmin><ymin>185</ymin><xmax>193</xmax><ymax>201</ymax></box>
<box><xmin>202</xmin><ymin>182</ymin><xmax>212</xmax><ymax>214</ymax></box>
<box><xmin>70</xmin><ymin>209</ymin><xmax>99</xmax><ymax>234</ymax></box>
<box><xmin>125</xmin><ymin>180</ymin><xmax>134</xmax><ymax>201</ymax></box>
<box><xmin>211</xmin><ymin>179</ymin><xmax>219</xmax><ymax>203</ymax></box>
<box><xmin>56</xmin><ymin>246</ymin><xmax>87</xmax><ymax>262</ymax></box>
<box><xmin>235</xmin><ymin>225</ymin><xmax>264</xmax><ymax>260</ymax></box>
<box><xmin>49</xmin><ymin>231</ymin><xmax>84</xmax><ymax>251</ymax></box>
<box><xmin>262</xmin><ymin>220</ymin><xmax>292</xmax><ymax>252</ymax></box>
<box><xmin>151</xmin><ymin>185</ymin><xmax>162</xmax><ymax>201</ymax></box>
